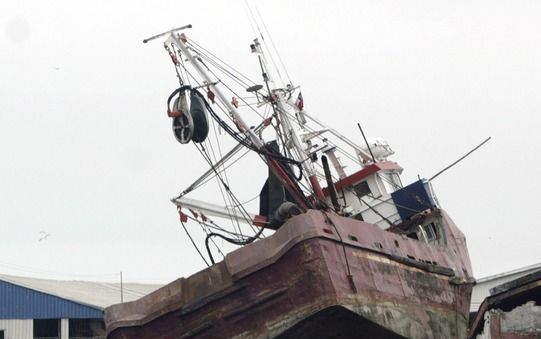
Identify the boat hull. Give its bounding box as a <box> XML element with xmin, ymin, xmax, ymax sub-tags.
<box><xmin>105</xmin><ymin>210</ymin><xmax>473</xmax><ymax>339</ymax></box>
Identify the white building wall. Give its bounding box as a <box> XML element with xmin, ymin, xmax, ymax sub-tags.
<box><xmin>0</xmin><ymin>319</ymin><xmax>32</xmax><ymax>339</ymax></box>
<box><xmin>471</xmin><ymin>263</ymin><xmax>541</xmax><ymax>312</ymax></box>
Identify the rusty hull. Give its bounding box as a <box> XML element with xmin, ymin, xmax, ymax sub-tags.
<box><xmin>105</xmin><ymin>210</ymin><xmax>474</xmax><ymax>339</ymax></box>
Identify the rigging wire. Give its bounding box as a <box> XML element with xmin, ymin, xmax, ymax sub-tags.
<box><xmin>274</xmin><ymin>100</ymin><xmax>365</xmax><ymax>167</ymax></box>
<box><xmin>246</xmin><ymin>4</ymin><xmax>285</xmax><ymax>86</ymax></box>
<box><xmin>169</xmin><ymin>55</ymin><xmax>254</xmax><ymax>253</ymax></box>
<box><xmin>164</xmin><ymin>38</ymin><xmax>276</xmax><ymax>263</ymax></box>
<box><xmin>376</xmin><ymin>172</ymin><xmax>402</xmax><ymax>190</ymax></box>
<box><xmin>429</xmin><ymin>137</ymin><xmax>491</xmax><ymax>182</ymax></box>
<box><xmin>189</xmin><ymin>45</ymin><xmax>269</xmax><ymax>119</ymax></box>
<box><xmin>197</xmin><ymin>219</ymin><xmax>247</xmax><ymax>239</ymax></box>
<box><xmin>170</xmin><ymin>62</ymin><xmax>305</xmax><ymax>226</ymax></box>
<box><xmin>182</xmin><ymin>210</ymin><xmax>253</xmax><ymax>264</ymax></box>
<box><xmin>178</xmin><ymin>54</ymin><xmax>362</xmax><ymax>214</ymax></box>
<box><xmin>162</xmin><ymin>28</ymin><xmax>460</xmax><ymax>271</ymax></box>
<box><xmin>357</xmin><ymin>195</ymin><xmax>395</xmax><ymax>228</ymax></box>
<box><xmin>203</xmin><ymin>140</ymin><xmax>243</xmax><ymax>236</ymax></box>
<box><xmin>321</xmin><ymin>211</ymin><xmax>357</xmax><ymax>293</ymax></box>
<box><xmin>188</xmin><ymin>39</ymin><xmax>257</xmax><ymax>88</ymax></box>
<box><xmin>225</xmin><ymin>192</ymin><xmax>261</xmax><ymax>209</ymax></box>
<box><xmin>365</xmin><ymin>193</ymin><xmax>427</xmax><ymax>214</ymax></box>
<box><xmin>192</xmin><ymin>215</ymin><xmax>226</xmax><ymax>259</ymax></box>
<box><xmin>255</xmin><ymin>6</ymin><xmax>292</xmax><ymax>85</ymax></box>
<box><xmin>176</xmin><ymin>148</ymin><xmax>252</xmax><ymax>196</ymax></box>
<box><xmin>177</xmin><ymin>41</ymin><xmax>307</xmax><ymax>178</ymax></box>
<box><xmin>205</xmin><ymin>222</ymin><xmax>266</xmax><ymax>265</ymax></box>
<box><xmin>194</xmin><ymin>141</ymin><xmax>259</xmax><ymax>235</ymax></box>
<box><xmin>177</xmin><ymin>29</ymin><xmax>366</xmax><ymax>190</ymax></box>
<box><xmin>190</xmin><ymin>89</ymin><xmax>305</xmax><ymax>177</ymax></box>
<box><xmin>191</xmin><ymin>47</ymin><xmax>248</xmax><ymax>88</ymax></box>
<box><xmin>244</xmin><ymin>1</ymin><xmax>259</xmax><ymax>40</ymax></box>
<box><xmin>201</xmin><ymin>123</ymin><xmax>244</xmax><ymax>236</ymax></box>
<box><xmin>179</xmin><ymin>218</ymin><xmax>210</xmax><ymax>267</ymax></box>
<box><xmin>182</xmin><ymin>211</ymin><xmax>251</xmax><ymax>242</ymax></box>
<box><xmin>163</xmin><ymin>37</ymin><xmax>328</xmax><ymax>261</ymax></box>
<box><xmin>197</xmin><ymin>56</ymin><xmax>267</xmax><ymax>119</ymax></box>
<box><xmin>194</xmin><ymin>143</ymin><xmax>255</xmax><ymax>233</ymax></box>
<box><xmin>281</xmin><ymin>108</ymin><xmax>362</xmax><ymax>165</ymax></box>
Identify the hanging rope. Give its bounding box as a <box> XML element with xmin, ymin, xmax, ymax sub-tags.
<box><xmin>205</xmin><ymin>223</ymin><xmax>266</xmax><ymax>265</ymax></box>
<box><xmin>179</xmin><ymin>217</ymin><xmax>210</xmax><ymax>267</ymax></box>
<box><xmin>162</xmin><ymin>40</ymin><xmax>311</xmax><ymax>264</ymax></box>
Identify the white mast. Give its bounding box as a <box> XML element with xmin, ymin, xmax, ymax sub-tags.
<box><xmin>252</xmin><ymin>39</ymin><xmax>325</xmax><ymax>199</ymax></box>
<box><xmin>170</xmin><ymin>34</ymin><xmax>264</xmax><ymax>149</ymax></box>
<box><xmin>170</xmin><ymin>33</ymin><xmax>311</xmax><ymax>209</ymax></box>
<box><xmin>283</xmin><ymin>102</ymin><xmax>375</xmax><ymax>164</ymax></box>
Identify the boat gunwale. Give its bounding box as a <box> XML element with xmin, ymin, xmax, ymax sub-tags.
<box><xmin>105</xmin><ymin>208</ymin><xmax>472</xmax><ymax>336</ymax></box>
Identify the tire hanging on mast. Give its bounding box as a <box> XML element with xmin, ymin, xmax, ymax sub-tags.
<box><xmin>167</xmin><ymin>86</ymin><xmax>210</xmax><ymax>144</ymax></box>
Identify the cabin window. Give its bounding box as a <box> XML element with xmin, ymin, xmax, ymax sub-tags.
<box><xmin>379</xmin><ymin>172</ymin><xmax>398</xmax><ymax>194</ymax></box>
<box><xmin>420</xmin><ymin>221</ymin><xmax>446</xmax><ymax>245</ymax></box>
<box><xmin>0</xmin><ymin>330</ymin><xmax>4</xmax><ymax>339</ymax></box>
<box><xmin>391</xmin><ymin>172</ymin><xmax>403</xmax><ymax>188</ymax></box>
<box><xmin>424</xmin><ymin>222</ymin><xmax>438</xmax><ymax>240</ymax></box>
<box><xmin>399</xmin><ymin>217</ymin><xmax>446</xmax><ymax>245</ymax></box>
<box><xmin>353</xmin><ymin>181</ymin><xmax>371</xmax><ymax>197</ymax></box>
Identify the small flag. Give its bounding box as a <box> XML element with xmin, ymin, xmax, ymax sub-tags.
<box><xmin>231</xmin><ymin>96</ymin><xmax>239</xmax><ymax>108</ymax></box>
<box><xmin>177</xmin><ymin>208</ymin><xmax>188</xmax><ymax>223</ymax></box>
<box><xmin>295</xmin><ymin>92</ymin><xmax>304</xmax><ymax>111</ymax></box>
<box><xmin>207</xmin><ymin>86</ymin><xmax>215</xmax><ymax>104</ymax></box>
<box><xmin>179</xmin><ymin>33</ymin><xmax>188</xmax><ymax>43</ymax></box>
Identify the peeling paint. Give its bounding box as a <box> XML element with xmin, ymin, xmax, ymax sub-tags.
<box><xmin>105</xmin><ymin>210</ymin><xmax>473</xmax><ymax>339</ymax></box>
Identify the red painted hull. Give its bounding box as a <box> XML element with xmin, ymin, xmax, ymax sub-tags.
<box><xmin>105</xmin><ymin>210</ymin><xmax>474</xmax><ymax>339</ymax></box>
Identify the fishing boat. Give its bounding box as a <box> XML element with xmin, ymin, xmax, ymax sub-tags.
<box><xmin>105</xmin><ymin>24</ymin><xmax>475</xmax><ymax>339</ymax></box>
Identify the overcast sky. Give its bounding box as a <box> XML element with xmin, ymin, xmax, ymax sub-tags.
<box><xmin>1</xmin><ymin>0</ymin><xmax>540</xmax><ymax>284</ymax></box>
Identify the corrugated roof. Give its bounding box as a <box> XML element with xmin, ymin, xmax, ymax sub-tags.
<box><xmin>0</xmin><ymin>274</ymin><xmax>162</xmax><ymax>309</ymax></box>
<box><xmin>0</xmin><ymin>279</ymin><xmax>103</xmax><ymax>319</ymax></box>
<box><xmin>476</xmin><ymin>262</ymin><xmax>541</xmax><ymax>283</ymax></box>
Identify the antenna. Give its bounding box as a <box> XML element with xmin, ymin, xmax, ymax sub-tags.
<box><xmin>243</xmin><ymin>1</ymin><xmax>258</xmax><ymax>38</ymax></box>
<box><xmin>255</xmin><ymin>6</ymin><xmax>292</xmax><ymax>85</ymax></box>
<box><xmin>357</xmin><ymin>123</ymin><xmax>376</xmax><ymax>163</ymax></box>
<box><xmin>429</xmin><ymin>137</ymin><xmax>492</xmax><ymax>181</ymax></box>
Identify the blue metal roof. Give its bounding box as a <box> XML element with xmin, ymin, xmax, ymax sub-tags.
<box><xmin>0</xmin><ymin>279</ymin><xmax>102</xmax><ymax>319</ymax></box>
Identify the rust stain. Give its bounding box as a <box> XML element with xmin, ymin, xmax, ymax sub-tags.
<box><xmin>106</xmin><ymin>210</ymin><xmax>473</xmax><ymax>339</ymax></box>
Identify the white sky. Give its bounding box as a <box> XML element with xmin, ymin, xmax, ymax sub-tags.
<box><xmin>1</xmin><ymin>0</ymin><xmax>540</xmax><ymax>284</ymax></box>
